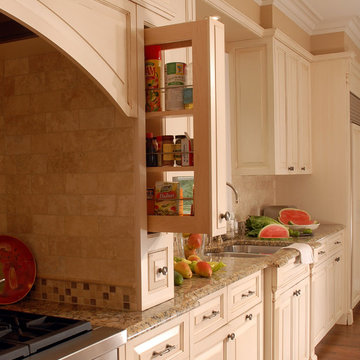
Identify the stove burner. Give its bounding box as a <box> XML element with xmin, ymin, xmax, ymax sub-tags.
<box><xmin>0</xmin><ymin>310</ymin><xmax>92</xmax><ymax>359</ymax></box>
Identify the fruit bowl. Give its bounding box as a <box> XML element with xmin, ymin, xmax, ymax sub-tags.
<box><xmin>287</xmin><ymin>223</ymin><xmax>320</xmax><ymax>231</ymax></box>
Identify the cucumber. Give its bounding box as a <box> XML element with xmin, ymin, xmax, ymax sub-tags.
<box><xmin>174</xmin><ymin>271</ymin><xmax>183</xmax><ymax>286</ymax></box>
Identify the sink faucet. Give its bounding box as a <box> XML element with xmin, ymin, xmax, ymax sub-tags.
<box><xmin>226</xmin><ymin>182</ymin><xmax>239</xmax><ymax>204</ymax></box>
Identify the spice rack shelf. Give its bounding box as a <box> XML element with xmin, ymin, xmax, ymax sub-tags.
<box><xmin>146</xmin><ymin>166</ymin><xmax>195</xmax><ymax>173</ymax></box>
<box><xmin>146</xmin><ymin>109</ymin><xmax>193</xmax><ymax>120</ymax></box>
<box><xmin>144</xmin><ymin>18</ymin><xmax>227</xmax><ymax>236</ymax></box>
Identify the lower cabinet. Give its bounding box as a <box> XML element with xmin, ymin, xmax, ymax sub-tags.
<box><xmin>264</xmin><ymin>258</ymin><xmax>310</xmax><ymax>360</ymax></box>
<box><xmin>227</xmin><ymin>302</ymin><xmax>263</xmax><ymax>360</ymax></box>
<box><xmin>310</xmin><ymin>247</ymin><xmax>344</xmax><ymax>358</ymax></box>
<box><xmin>272</xmin><ymin>276</ymin><xmax>310</xmax><ymax>360</ymax></box>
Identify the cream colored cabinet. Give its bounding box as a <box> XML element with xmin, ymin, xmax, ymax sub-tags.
<box><xmin>229</xmin><ymin>30</ymin><xmax>312</xmax><ymax>175</ymax></box>
<box><xmin>191</xmin><ymin>271</ymin><xmax>264</xmax><ymax>360</ymax></box>
<box><xmin>272</xmin><ymin>276</ymin><xmax>310</xmax><ymax>360</ymax></box>
<box><xmin>144</xmin><ymin>18</ymin><xmax>227</xmax><ymax>236</ymax></box>
<box><xmin>264</xmin><ymin>257</ymin><xmax>310</xmax><ymax>360</ymax></box>
<box><xmin>227</xmin><ymin>302</ymin><xmax>263</xmax><ymax>360</ymax></box>
<box><xmin>310</xmin><ymin>231</ymin><xmax>345</xmax><ymax>359</ymax></box>
<box><xmin>126</xmin><ymin>313</ymin><xmax>189</xmax><ymax>360</ymax></box>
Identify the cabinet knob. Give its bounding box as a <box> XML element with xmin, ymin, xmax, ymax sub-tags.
<box><xmin>157</xmin><ymin>266</ymin><xmax>168</xmax><ymax>275</ymax></box>
<box><xmin>203</xmin><ymin>310</ymin><xmax>220</xmax><ymax>320</ymax></box>
<box><xmin>301</xmin><ymin>166</ymin><xmax>306</xmax><ymax>171</ymax></box>
<box><xmin>288</xmin><ymin>166</ymin><xmax>295</xmax><ymax>171</ymax></box>
<box><xmin>152</xmin><ymin>344</ymin><xmax>176</xmax><ymax>357</ymax></box>
<box><xmin>293</xmin><ymin>290</ymin><xmax>301</xmax><ymax>296</ymax></box>
<box><xmin>335</xmin><ymin>241</ymin><xmax>341</xmax><ymax>245</ymax></box>
<box><xmin>245</xmin><ymin>314</ymin><xmax>253</xmax><ymax>321</ymax></box>
<box><xmin>318</xmin><ymin>250</ymin><xmax>326</xmax><ymax>255</ymax></box>
<box><xmin>227</xmin><ymin>333</ymin><xmax>236</xmax><ymax>341</ymax></box>
<box><xmin>335</xmin><ymin>257</ymin><xmax>341</xmax><ymax>262</ymax></box>
<box><xmin>220</xmin><ymin>211</ymin><xmax>231</xmax><ymax>221</ymax></box>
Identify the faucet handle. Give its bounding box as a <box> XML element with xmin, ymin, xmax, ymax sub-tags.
<box><xmin>220</xmin><ymin>211</ymin><xmax>231</xmax><ymax>221</ymax></box>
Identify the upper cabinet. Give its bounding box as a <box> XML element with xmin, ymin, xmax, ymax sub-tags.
<box><xmin>228</xmin><ymin>30</ymin><xmax>312</xmax><ymax>175</ymax></box>
<box><xmin>144</xmin><ymin>18</ymin><xmax>227</xmax><ymax>237</ymax></box>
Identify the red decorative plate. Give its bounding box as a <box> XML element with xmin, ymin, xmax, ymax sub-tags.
<box><xmin>0</xmin><ymin>235</ymin><xmax>36</xmax><ymax>304</ymax></box>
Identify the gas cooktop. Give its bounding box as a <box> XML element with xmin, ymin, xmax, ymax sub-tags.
<box><xmin>0</xmin><ymin>310</ymin><xmax>92</xmax><ymax>360</ymax></box>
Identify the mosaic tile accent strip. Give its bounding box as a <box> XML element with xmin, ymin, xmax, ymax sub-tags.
<box><xmin>29</xmin><ymin>277</ymin><xmax>136</xmax><ymax>311</ymax></box>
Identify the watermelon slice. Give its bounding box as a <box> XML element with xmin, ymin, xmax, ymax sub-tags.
<box><xmin>258</xmin><ymin>224</ymin><xmax>289</xmax><ymax>238</ymax></box>
<box><xmin>278</xmin><ymin>208</ymin><xmax>314</xmax><ymax>225</ymax></box>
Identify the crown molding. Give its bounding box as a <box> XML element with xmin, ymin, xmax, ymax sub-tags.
<box><xmin>346</xmin><ymin>16</ymin><xmax>360</xmax><ymax>51</ymax></box>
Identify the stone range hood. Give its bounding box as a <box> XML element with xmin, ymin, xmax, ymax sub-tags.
<box><xmin>0</xmin><ymin>0</ymin><xmax>137</xmax><ymax>118</ymax></box>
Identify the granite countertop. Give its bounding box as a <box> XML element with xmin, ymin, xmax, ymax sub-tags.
<box><xmin>2</xmin><ymin>223</ymin><xmax>344</xmax><ymax>341</ymax></box>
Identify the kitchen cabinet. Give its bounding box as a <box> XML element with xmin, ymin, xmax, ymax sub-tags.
<box><xmin>125</xmin><ymin>313</ymin><xmax>190</xmax><ymax>360</ymax></box>
<box><xmin>264</xmin><ymin>257</ymin><xmax>310</xmax><ymax>360</ymax></box>
<box><xmin>143</xmin><ymin>18</ymin><xmax>227</xmax><ymax>236</ymax></box>
<box><xmin>228</xmin><ymin>29</ymin><xmax>312</xmax><ymax>175</ymax></box>
<box><xmin>310</xmin><ymin>231</ymin><xmax>345</xmax><ymax>359</ymax></box>
<box><xmin>191</xmin><ymin>270</ymin><xmax>264</xmax><ymax>360</ymax></box>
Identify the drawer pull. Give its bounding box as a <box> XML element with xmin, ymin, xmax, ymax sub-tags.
<box><xmin>335</xmin><ymin>257</ymin><xmax>341</xmax><ymax>262</ymax></box>
<box><xmin>227</xmin><ymin>333</ymin><xmax>236</xmax><ymax>341</ymax></box>
<box><xmin>242</xmin><ymin>290</ymin><xmax>255</xmax><ymax>298</ymax></box>
<box><xmin>203</xmin><ymin>310</ymin><xmax>220</xmax><ymax>320</ymax></box>
<box><xmin>301</xmin><ymin>166</ymin><xmax>306</xmax><ymax>171</ymax></box>
<box><xmin>318</xmin><ymin>250</ymin><xmax>326</xmax><ymax>255</ymax></box>
<box><xmin>152</xmin><ymin>344</ymin><xmax>176</xmax><ymax>357</ymax></box>
<box><xmin>245</xmin><ymin>314</ymin><xmax>253</xmax><ymax>321</ymax></box>
<box><xmin>157</xmin><ymin>266</ymin><xmax>168</xmax><ymax>275</ymax></box>
<box><xmin>288</xmin><ymin>166</ymin><xmax>294</xmax><ymax>171</ymax></box>
<box><xmin>335</xmin><ymin>241</ymin><xmax>341</xmax><ymax>245</ymax></box>
<box><xmin>293</xmin><ymin>290</ymin><xmax>301</xmax><ymax>296</ymax></box>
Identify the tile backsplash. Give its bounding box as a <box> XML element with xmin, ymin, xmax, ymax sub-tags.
<box><xmin>0</xmin><ymin>41</ymin><xmax>137</xmax><ymax>308</ymax></box>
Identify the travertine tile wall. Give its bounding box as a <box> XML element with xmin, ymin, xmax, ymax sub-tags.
<box><xmin>231</xmin><ymin>175</ymin><xmax>276</xmax><ymax>221</ymax></box>
<box><xmin>0</xmin><ymin>46</ymin><xmax>137</xmax><ymax>309</ymax></box>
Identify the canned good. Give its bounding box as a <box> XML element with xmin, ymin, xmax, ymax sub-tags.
<box><xmin>162</xmin><ymin>135</ymin><xmax>174</xmax><ymax>166</ymax></box>
<box><xmin>145</xmin><ymin>45</ymin><xmax>161</xmax><ymax>112</ymax></box>
<box><xmin>175</xmin><ymin>135</ymin><xmax>186</xmax><ymax>166</ymax></box>
<box><xmin>165</xmin><ymin>62</ymin><xmax>186</xmax><ymax>111</ymax></box>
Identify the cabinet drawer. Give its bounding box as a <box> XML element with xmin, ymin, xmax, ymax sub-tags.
<box><xmin>190</xmin><ymin>288</ymin><xmax>227</xmax><ymax>344</ymax></box>
<box><xmin>271</xmin><ymin>258</ymin><xmax>310</xmax><ymax>292</ymax></box>
<box><xmin>126</xmin><ymin>313</ymin><xmax>189</xmax><ymax>360</ymax></box>
<box><xmin>313</xmin><ymin>243</ymin><xmax>327</xmax><ymax>265</ymax></box>
<box><xmin>326</xmin><ymin>231</ymin><xmax>344</xmax><ymax>255</ymax></box>
<box><xmin>228</xmin><ymin>271</ymin><xmax>262</xmax><ymax>321</ymax></box>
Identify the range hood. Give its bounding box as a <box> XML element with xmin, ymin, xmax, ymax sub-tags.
<box><xmin>0</xmin><ymin>0</ymin><xmax>137</xmax><ymax>118</ymax></box>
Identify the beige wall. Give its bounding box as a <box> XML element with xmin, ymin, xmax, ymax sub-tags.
<box><xmin>226</xmin><ymin>0</ymin><xmax>260</xmax><ymax>24</ymax></box>
<box><xmin>260</xmin><ymin>5</ymin><xmax>311</xmax><ymax>52</ymax></box>
<box><xmin>311</xmin><ymin>32</ymin><xmax>345</xmax><ymax>55</ymax></box>
<box><xmin>0</xmin><ymin>40</ymin><xmax>136</xmax><ymax>290</ymax></box>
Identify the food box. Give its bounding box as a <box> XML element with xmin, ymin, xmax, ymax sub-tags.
<box><xmin>154</xmin><ymin>181</ymin><xmax>183</xmax><ymax>215</ymax></box>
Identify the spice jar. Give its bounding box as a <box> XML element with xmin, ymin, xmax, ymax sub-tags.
<box><xmin>146</xmin><ymin>132</ymin><xmax>157</xmax><ymax>167</ymax></box>
<box><xmin>156</xmin><ymin>135</ymin><xmax>163</xmax><ymax>167</ymax></box>
<box><xmin>145</xmin><ymin>45</ymin><xmax>161</xmax><ymax>112</ymax></box>
<box><xmin>174</xmin><ymin>135</ymin><xmax>186</xmax><ymax>166</ymax></box>
<box><xmin>162</xmin><ymin>135</ymin><xmax>174</xmax><ymax>166</ymax></box>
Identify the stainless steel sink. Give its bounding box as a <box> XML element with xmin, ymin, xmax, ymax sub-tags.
<box><xmin>206</xmin><ymin>245</ymin><xmax>283</xmax><ymax>258</ymax></box>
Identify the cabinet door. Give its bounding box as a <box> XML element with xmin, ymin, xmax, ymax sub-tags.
<box><xmin>334</xmin><ymin>252</ymin><xmax>345</xmax><ymax>322</ymax></box>
<box><xmin>273</xmin><ymin>277</ymin><xmax>310</xmax><ymax>360</ymax></box>
<box><xmin>291</xmin><ymin>277</ymin><xmax>310</xmax><ymax>360</ymax></box>
<box><xmin>326</xmin><ymin>259</ymin><xmax>336</xmax><ymax>327</ymax></box>
<box><xmin>228</xmin><ymin>303</ymin><xmax>263</xmax><ymax>360</ymax></box>
<box><xmin>311</xmin><ymin>263</ymin><xmax>328</xmax><ymax>347</ymax></box>
<box><xmin>285</xmin><ymin>51</ymin><xmax>299</xmax><ymax>174</ymax></box>
<box><xmin>273</xmin><ymin>42</ymin><xmax>289</xmax><ymax>175</ymax></box>
<box><xmin>192</xmin><ymin>325</ymin><xmax>230</xmax><ymax>360</ymax></box>
<box><xmin>297</xmin><ymin>59</ymin><xmax>312</xmax><ymax>173</ymax></box>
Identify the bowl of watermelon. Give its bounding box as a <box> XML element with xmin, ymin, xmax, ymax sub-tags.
<box><xmin>278</xmin><ymin>208</ymin><xmax>319</xmax><ymax>233</ymax></box>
